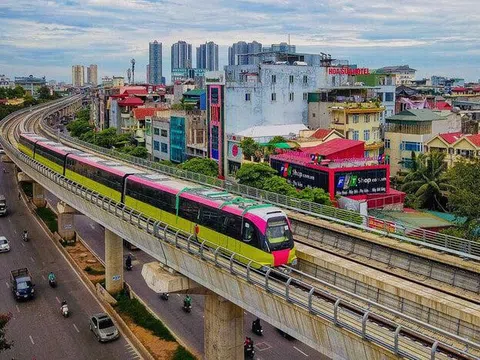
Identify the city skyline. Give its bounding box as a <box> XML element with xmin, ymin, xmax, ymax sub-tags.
<box><xmin>1</xmin><ymin>0</ymin><xmax>479</xmax><ymax>82</ymax></box>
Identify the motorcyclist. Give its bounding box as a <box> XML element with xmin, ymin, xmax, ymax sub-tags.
<box><xmin>61</xmin><ymin>300</ymin><xmax>68</xmax><ymax>312</ymax></box>
<box><xmin>23</xmin><ymin>230</ymin><xmax>28</xmax><ymax>240</ymax></box>
<box><xmin>252</xmin><ymin>318</ymin><xmax>261</xmax><ymax>331</ymax></box>
<box><xmin>125</xmin><ymin>255</ymin><xmax>132</xmax><ymax>269</ymax></box>
<box><xmin>48</xmin><ymin>272</ymin><xmax>56</xmax><ymax>282</ymax></box>
<box><xmin>244</xmin><ymin>336</ymin><xmax>254</xmax><ymax>348</ymax></box>
<box><xmin>184</xmin><ymin>295</ymin><xmax>192</xmax><ymax>308</ymax></box>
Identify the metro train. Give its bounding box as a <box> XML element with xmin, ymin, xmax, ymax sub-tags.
<box><xmin>19</xmin><ymin>133</ymin><xmax>297</xmax><ymax>268</ymax></box>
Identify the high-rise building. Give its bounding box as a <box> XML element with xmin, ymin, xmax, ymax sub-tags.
<box><xmin>149</xmin><ymin>40</ymin><xmax>163</xmax><ymax>85</ymax></box>
<box><xmin>171</xmin><ymin>41</ymin><xmax>192</xmax><ymax>71</ymax></box>
<box><xmin>87</xmin><ymin>64</ymin><xmax>98</xmax><ymax>86</ymax></box>
<box><xmin>146</xmin><ymin>64</ymin><xmax>150</xmax><ymax>84</ymax></box>
<box><xmin>196</xmin><ymin>41</ymin><xmax>219</xmax><ymax>71</ymax></box>
<box><xmin>228</xmin><ymin>41</ymin><xmax>262</xmax><ymax>65</ymax></box>
<box><xmin>72</xmin><ymin>65</ymin><xmax>84</xmax><ymax>87</ymax></box>
<box><xmin>263</xmin><ymin>42</ymin><xmax>296</xmax><ymax>53</ymax></box>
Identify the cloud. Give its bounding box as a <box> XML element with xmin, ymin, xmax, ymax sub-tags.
<box><xmin>0</xmin><ymin>0</ymin><xmax>479</xmax><ymax>82</ymax></box>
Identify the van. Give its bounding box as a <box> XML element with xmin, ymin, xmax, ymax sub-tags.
<box><xmin>0</xmin><ymin>195</ymin><xmax>7</xmax><ymax>216</ymax></box>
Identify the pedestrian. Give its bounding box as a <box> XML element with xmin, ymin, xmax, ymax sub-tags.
<box><xmin>18</xmin><ymin>192</ymin><xmax>21</xmax><ymax>200</ymax></box>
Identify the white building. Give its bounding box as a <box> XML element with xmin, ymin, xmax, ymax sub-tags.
<box><xmin>376</xmin><ymin>65</ymin><xmax>416</xmax><ymax>85</ymax></box>
<box><xmin>0</xmin><ymin>75</ymin><xmax>14</xmax><ymax>88</ymax></box>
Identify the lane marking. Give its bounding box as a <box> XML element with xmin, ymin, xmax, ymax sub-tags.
<box><xmin>29</xmin><ymin>335</ymin><xmax>35</xmax><ymax>345</ymax></box>
<box><xmin>16</xmin><ymin>305</ymin><xmax>20</xmax><ymax>313</ymax></box>
<box><xmin>55</xmin><ymin>296</ymin><xmax>60</xmax><ymax>303</ymax></box>
<box><xmin>5</xmin><ymin>282</ymin><xmax>9</xmax><ymax>289</ymax></box>
<box><xmin>89</xmin><ymin>224</ymin><xmax>95</xmax><ymax>230</ymax></box>
<box><xmin>73</xmin><ymin>324</ymin><xmax>80</xmax><ymax>333</ymax></box>
<box><xmin>21</xmin><ymin>242</ymin><xmax>25</xmax><ymax>247</ymax></box>
<box><xmin>294</xmin><ymin>346</ymin><xmax>309</xmax><ymax>357</ymax></box>
<box><xmin>8</xmin><ymin>218</ymin><xmax>11</xmax><ymax>224</ymax></box>
<box><xmin>41</xmin><ymin>275</ymin><xmax>46</xmax><ymax>281</ymax></box>
<box><xmin>30</xmin><ymin>257</ymin><xmax>35</xmax><ymax>263</ymax></box>
<box><xmin>13</xmin><ymin>230</ymin><xmax>17</xmax><ymax>235</ymax></box>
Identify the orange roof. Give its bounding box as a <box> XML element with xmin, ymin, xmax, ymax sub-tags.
<box><xmin>133</xmin><ymin>107</ymin><xmax>156</xmax><ymax>120</ymax></box>
<box><xmin>117</xmin><ymin>97</ymin><xmax>144</xmax><ymax>107</ymax></box>
<box><xmin>466</xmin><ymin>134</ymin><xmax>480</xmax><ymax>147</ymax></box>
<box><xmin>311</xmin><ymin>128</ymin><xmax>332</xmax><ymax>140</ymax></box>
<box><xmin>439</xmin><ymin>132</ymin><xmax>463</xmax><ymax>144</ymax></box>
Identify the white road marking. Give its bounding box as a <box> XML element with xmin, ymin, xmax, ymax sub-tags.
<box><xmin>30</xmin><ymin>257</ymin><xmax>35</xmax><ymax>263</ymax></box>
<box><xmin>13</xmin><ymin>230</ymin><xmax>16</xmax><ymax>234</ymax></box>
<box><xmin>29</xmin><ymin>335</ymin><xmax>35</xmax><ymax>345</ymax></box>
<box><xmin>177</xmin><ymin>294</ymin><xmax>181</xmax><ymax>297</ymax></box>
<box><xmin>294</xmin><ymin>346</ymin><xmax>309</xmax><ymax>357</ymax></box>
<box><xmin>21</xmin><ymin>242</ymin><xmax>25</xmax><ymax>247</ymax></box>
<box><xmin>55</xmin><ymin>296</ymin><xmax>60</xmax><ymax>303</ymax></box>
<box><xmin>8</xmin><ymin>218</ymin><xmax>11</xmax><ymax>223</ymax></box>
<box><xmin>5</xmin><ymin>282</ymin><xmax>9</xmax><ymax>289</ymax></box>
<box><xmin>89</xmin><ymin>223</ymin><xmax>95</xmax><ymax>230</ymax></box>
<box><xmin>41</xmin><ymin>275</ymin><xmax>46</xmax><ymax>281</ymax></box>
<box><xmin>73</xmin><ymin>324</ymin><xmax>80</xmax><ymax>333</ymax></box>
<box><xmin>16</xmin><ymin>305</ymin><xmax>20</xmax><ymax>313</ymax></box>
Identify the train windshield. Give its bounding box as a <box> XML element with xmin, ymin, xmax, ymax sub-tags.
<box><xmin>266</xmin><ymin>217</ymin><xmax>292</xmax><ymax>245</ymax></box>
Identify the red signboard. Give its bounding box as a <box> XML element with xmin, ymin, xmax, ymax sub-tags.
<box><xmin>328</xmin><ymin>67</ymin><xmax>370</xmax><ymax>75</ymax></box>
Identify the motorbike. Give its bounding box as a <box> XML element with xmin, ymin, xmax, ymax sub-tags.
<box><xmin>61</xmin><ymin>304</ymin><xmax>69</xmax><ymax>318</ymax></box>
<box><xmin>160</xmin><ymin>293</ymin><xmax>169</xmax><ymax>301</ymax></box>
<box><xmin>244</xmin><ymin>339</ymin><xmax>255</xmax><ymax>358</ymax></box>
<box><xmin>126</xmin><ymin>263</ymin><xmax>132</xmax><ymax>271</ymax></box>
<box><xmin>182</xmin><ymin>302</ymin><xmax>192</xmax><ymax>313</ymax></box>
<box><xmin>23</xmin><ymin>233</ymin><xmax>28</xmax><ymax>242</ymax></box>
<box><xmin>49</xmin><ymin>279</ymin><xmax>57</xmax><ymax>288</ymax></box>
<box><xmin>252</xmin><ymin>319</ymin><xmax>263</xmax><ymax>336</ymax></box>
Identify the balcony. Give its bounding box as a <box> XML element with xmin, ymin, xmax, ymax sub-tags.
<box><xmin>329</xmin><ymin>102</ymin><xmax>385</xmax><ymax>114</ymax></box>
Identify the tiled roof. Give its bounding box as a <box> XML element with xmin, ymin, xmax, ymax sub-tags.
<box><xmin>386</xmin><ymin>109</ymin><xmax>446</xmax><ymax>122</ymax></box>
<box><xmin>133</xmin><ymin>107</ymin><xmax>157</xmax><ymax>120</ymax></box>
<box><xmin>118</xmin><ymin>97</ymin><xmax>144</xmax><ymax>107</ymax></box>
<box><xmin>439</xmin><ymin>132</ymin><xmax>463</xmax><ymax>144</ymax></box>
<box><xmin>183</xmin><ymin>89</ymin><xmax>205</xmax><ymax>96</ymax></box>
<box><xmin>123</xmin><ymin>89</ymin><xmax>148</xmax><ymax>96</ymax></box>
<box><xmin>310</xmin><ymin>128</ymin><xmax>331</xmax><ymax>140</ymax></box>
<box><xmin>467</xmin><ymin>134</ymin><xmax>480</xmax><ymax>147</ymax></box>
<box><xmin>451</xmin><ymin>87</ymin><xmax>467</xmax><ymax>92</ymax></box>
<box><xmin>301</xmin><ymin>138</ymin><xmax>364</xmax><ymax>156</ymax></box>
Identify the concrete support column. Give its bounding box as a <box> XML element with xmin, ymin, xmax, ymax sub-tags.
<box><xmin>56</xmin><ymin>202</ymin><xmax>76</xmax><ymax>240</ymax></box>
<box><xmin>105</xmin><ymin>228</ymin><xmax>123</xmax><ymax>294</ymax></box>
<box><xmin>32</xmin><ymin>182</ymin><xmax>46</xmax><ymax>208</ymax></box>
<box><xmin>204</xmin><ymin>293</ymin><xmax>244</xmax><ymax>360</ymax></box>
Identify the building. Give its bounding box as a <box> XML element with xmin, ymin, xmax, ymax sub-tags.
<box><xmin>112</xmin><ymin>76</ymin><xmax>125</xmax><ymax>87</ymax></box>
<box><xmin>376</xmin><ymin>65</ymin><xmax>416</xmax><ymax>85</ymax></box>
<box><xmin>182</xmin><ymin>89</ymin><xmax>207</xmax><ymax>110</ymax></box>
<box><xmin>170</xmin><ymin>113</ymin><xmax>187</xmax><ymax>163</ymax></box>
<box><xmin>149</xmin><ymin>40</ymin><xmax>163</xmax><ymax>85</ymax></box>
<box><xmin>151</xmin><ymin>113</ymin><xmax>171</xmax><ymax>161</ymax></box>
<box><xmin>228</xmin><ymin>41</ymin><xmax>262</xmax><ymax>65</ymax></box>
<box><xmin>87</xmin><ymin>64</ymin><xmax>98</xmax><ymax>86</ymax></box>
<box><xmin>384</xmin><ymin>109</ymin><xmax>461</xmax><ymax>174</ymax></box>
<box><xmin>72</xmin><ymin>65</ymin><xmax>84</xmax><ymax>87</ymax></box>
<box><xmin>14</xmin><ymin>75</ymin><xmax>47</xmax><ymax>96</ymax></box>
<box><xmin>0</xmin><ymin>75</ymin><xmax>14</xmax><ymax>88</ymax></box>
<box><xmin>173</xmin><ymin>80</ymin><xmax>196</xmax><ymax>104</ymax></box>
<box><xmin>196</xmin><ymin>41</ymin><xmax>219</xmax><ymax>71</ymax></box>
<box><xmin>102</xmin><ymin>76</ymin><xmax>113</xmax><ymax>87</ymax></box>
<box><xmin>146</xmin><ymin>65</ymin><xmax>150</xmax><ymax>84</ymax></box>
<box><xmin>355</xmin><ymin>72</ymin><xmax>396</xmax><ymax>123</ymax></box>
<box><xmin>263</xmin><ymin>42</ymin><xmax>296</xmax><ymax>53</ymax></box>
<box><xmin>171</xmin><ymin>41</ymin><xmax>192</xmax><ymax>75</ymax></box>
<box><xmin>425</xmin><ymin>133</ymin><xmax>480</xmax><ymax>167</ymax></box>
<box><xmin>171</xmin><ymin>68</ymin><xmax>206</xmax><ymax>87</ymax></box>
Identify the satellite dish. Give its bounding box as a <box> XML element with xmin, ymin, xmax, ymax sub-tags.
<box><xmin>452</xmin><ymin>107</ymin><xmax>461</xmax><ymax>113</ymax></box>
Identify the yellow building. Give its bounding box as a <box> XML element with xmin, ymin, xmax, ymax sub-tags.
<box><xmin>329</xmin><ymin>102</ymin><xmax>384</xmax><ymax>158</ymax></box>
<box><xmin>426</xmin><ymin>132</ymin><xmax>480</xmax><ymax>167</ymax></box>
<box><xmin>384</xmin><ymin>109</ymin><xmax>455</xmax><ymax>174</ymax></box>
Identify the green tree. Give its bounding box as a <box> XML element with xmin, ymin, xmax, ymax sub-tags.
<box><xmin>235</xmin><ymin>162</ymin><xmax>276</xmax><ymax>188</ymax></box>
<box><xmin>268</xmin><ymin>136</ymin><xmax>287</xmax><ymax>145</ymax></box>
<box><xmin>296</xmin><ymin>187</ymin><xmax>332</xmax><ymax>205</ymax></box>
<box><xmin>94</xmin><ymin>127</ymin><xmax>118</xmax><ymax>148</ymax></box>
<box><xmin>128</xmin><ymin>146</ymin><xmax>148</xmax><ymax>159</ymax></box>
<box><xmin>400</xmin><ymin>151</ymin><xmax>450</xmax><ymax>210</ymax></box>
<box><xmin>37</xmin><ymin>86</ymin><xmax>51</xmax><ymax>100</ymax></box>
<box><xmin>180</xmin><ymin>158</ymin><xmax>219</xmax><ymax>177</ymax></box>
<box><xmin>67</xmin><ymin>119</ymin><xmax>92</xmax><ymax>137</ymax></box>
<box><xmin>262</xmin><ymin>176</ymin><xmax>297</xmax><ymax>196</ymax></box>
<box><xmin>12</xmin><ymin>85</ymin><xmax>25</xmax><ymax>98</ymax></box>
<box><xmin>0</xmin><ymin>312</ymin><xmax>13</xmax><ymax>353</ymax></box>
<box><xmin>239</xmin><ymin>137</ymin><xmax>260</xmax><ymax>161</ymax></box>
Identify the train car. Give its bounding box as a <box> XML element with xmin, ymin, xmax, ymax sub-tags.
<box><xmin>18</xmin><ymin>133</ymin><xmax>297</xmax><ymax>268</ymax></box>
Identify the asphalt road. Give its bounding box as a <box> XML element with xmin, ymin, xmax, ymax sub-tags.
<box><xmin>44</xmin><ymin>192</ymin><xmax>329</xmax><ymax>360</ymax></box>
<box><xmin>0</xmin><ymin>162</ymin><xmax>140</xmax><ymax>360</ymax></box>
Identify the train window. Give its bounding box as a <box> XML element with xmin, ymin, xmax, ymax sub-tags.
<box><xmin>200</xmin><ymin>206</ymin><xmax>224</xmax><ymax>232</ymax></box>
<box><xmin>179</xmin><ymin>198</ymin><xmax>200</xmax><ymax>222</ymax></box>
<box><xmin>225</xmin><ymin>215</ymin><xmax>242</xmax><ymax>240</ymax></box>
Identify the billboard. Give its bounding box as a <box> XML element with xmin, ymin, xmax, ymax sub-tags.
<box><xmin>334</xmin><ymin>169</ymin><xmax>387</xmax><ymax>196</ymax></box>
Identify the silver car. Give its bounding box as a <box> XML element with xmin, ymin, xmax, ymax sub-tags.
<box><xmin>89</xmin><ymin>313</ymin><xmax>120</xmax><ymax>342</ymax></box>
<box><xmin>0</xmin><ymin>236</ymin><xmax>10</xmax><ymax>252</ymax></box>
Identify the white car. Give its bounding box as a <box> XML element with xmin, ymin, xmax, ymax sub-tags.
<box><xmin>0</xmin><ymin>236</ymin><xmax>10</xmax><ymax>252</ymax></box>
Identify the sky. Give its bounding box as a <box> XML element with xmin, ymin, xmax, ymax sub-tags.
<box><xmin>1</xmin><ymin>0</ymin><xmax>479</xmax><ymax>84</ymax></box>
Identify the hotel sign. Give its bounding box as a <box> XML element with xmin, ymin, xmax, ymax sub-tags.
<box><xmin>328</xmin><ymin>67</ymin><xmax>370</xmax><ymax>75</ymax></box>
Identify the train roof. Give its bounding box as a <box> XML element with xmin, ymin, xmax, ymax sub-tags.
<box><xmin>68</xmin><ymin>153</ymin><xmax>143</xmax><ymax>175</ymax></box>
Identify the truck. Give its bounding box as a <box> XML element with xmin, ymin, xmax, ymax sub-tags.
<box><xmin>0</xmin><ymin>195</ymin><xmax>7</xmax><ymax>216</ymax></box>
<box><xmin>11</xmin><ymin>268</ymin><xmax>35</xmax><ymax>301</ymax></box>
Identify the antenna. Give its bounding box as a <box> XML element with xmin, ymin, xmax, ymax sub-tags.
<box><xmin>127</xmin><ymin>68</ymin><xmax>131</xmax><ymax>84</ymax></box>
<box><xmin>131</xmin><ymin>59</ymin><xmax>136</xmax><ymax>84</ymax></box>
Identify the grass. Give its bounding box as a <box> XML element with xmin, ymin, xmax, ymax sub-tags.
<box><xmin>21</xmin><ymin>182</ymin><xmax>33</xmax><ymax>198</ymax></box>
<box><xmin>35</xmin><ymin>207</ymin><xmax>58</xmax><ymax>233</ymax></box>
<box><xmin>115</xmin><ymin>291</ymin><xmax>176</xmax><ymax>342</ymax></box>
<box><xmin>84</xmin><ymin>266</ymin><xmax>105</xmax><ymax>275</ymax></box>
<box><xmin>172</xmin><ymin>345</ymin><xmax>196</xmax><ymax>360</ymax></box>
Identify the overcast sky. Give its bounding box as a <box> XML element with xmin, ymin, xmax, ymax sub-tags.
<box><xmin>1</xmin><ymin>0</ymin><xmax>479</xmax><ymax>83</ymax></box>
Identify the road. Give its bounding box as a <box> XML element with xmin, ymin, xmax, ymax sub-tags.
<box><xmin>0</xmin><ymin>162</ymin><xmax>140</xmax><ymax>360</ymax></box>
<box><xmin>44</xmin><ymin>192</ymin><xmax>328</xmax><ymax>360</ymax></box>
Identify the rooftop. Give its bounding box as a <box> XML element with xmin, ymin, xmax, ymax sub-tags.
<box><xmin>439</xmin><ymin>132</ymin><xmax>463</xmax><ymax>144</ymax></box>
<box><xmin>183</xmin><ymin>89</ymin><xmax>205</xmax><ymax>96</ymax></box>
<box><xmin>310</xmin><ymin>128</ymin><xmax>332</xmax><ymax>140</ymax></box>
<box><xmin>235</xmin><ymin>123</ymin><xmax>308</xmax><ymax>139</ymax></box>
<box><xmin>133</xmin><ymin>107</ymin><xmax>157</xmax><ymax>120</ymax></box>
<box><xmin>301</xmin><ymin>138</ymin><xmax>364</xmax><ymax>157</ymax></box>
<box><xmin>386</xmin><ymin>109</ymin><xmax>446</xmax><ymax>122</ymax></box>
<box><xmin>118</xmin><ymin>97</ymin><xmax>144</xmax><ymax>107</ymax></box>
<box><xmin>376</xmin><ymin>65</ymin><xmax>417</xmax><ymax>73</ymax></box>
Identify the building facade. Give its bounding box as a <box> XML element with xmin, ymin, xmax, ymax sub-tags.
<box><xmin>376</xmin><ymin>65</ymin><xmax>416</xmax><ymax>85</ymax></box>
<box><xmin>151</xmin><ymin>115</ymin><xmax>171</xmax><ymax>162</ymax></box>
<box><xmin>425</xmin><ymin>133</ymin><xmax>480</xmax><ymax>168</ymax></box>
<box><xmin>263</xmin><ymin>42</ymin><xmax>296</xmax><ymax>53</ymax></box>
<box><xmin>228</xmin><ymin>41</ymin><xmax>262</xmax><ymax>65</ymax></box>
<box><xmin>355</xmin><ymin>73</ymin><xmax>396</xmax><ymax>123</ymax></box>
<box><xmin>196</xmin><ymin>42</ymin><xmax>219</xmax><ymax>71</ymax></box>
<box><xmin>149</xmin><ymin>40</ymin><xmax>163</xmax><ymax>85</ymax></box>
<box><xmin>87</xmin><ymin>64</ymin><xmax>98</xmax><ymax>86</ymax></box>
<box><xmin>72</xmin><ymin>65</ymin><xmax>84</xmax><ymax>87</ymax></box>
<box><xmin>0</xmin><ymin>75</ymin><xmax>14</xmax><ymax>88</ymax></box>
<box><xmin>14</xmin><ymin>75</ymin><xmax>47</xmax><ymax>96</ymax></box>
<box><xmin>171</xmin><ymin>68</ymin><xmax>206</xmax><ymax>87</ymax></box>
<box><xmin>170</xmin><ymin>114</ymin><xmax>187</xmax><ymax>163</ymax></box>
<box><xmin>171</xmin><ymin>41</ymin><xmax>192</xmax><ymax>73</ymax></box>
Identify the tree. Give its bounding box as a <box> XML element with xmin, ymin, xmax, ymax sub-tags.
<box><xmin>94</xmin><ymin>127</ymin><xmax>118</xmax><ymax>148</ymax></box>
<box><xmin>128</xmin><ymin>146</ymin><xmax>148</xmax><ymax>159</ymax></box>
<box><xmin>0</xmin><ymin>312</ymin><xmax>13</xmax><ymax>353</ymax></box>
<box><xmin>400</xmin><ymin>151</ymin><xmax>450</xmax><ymax>210</ymax></box>
<box><xmin>180</xmin><ymin>158</ymin><xmax>219</xmax><ymax>177</ymax></box>
<box><xmin>12</xmin><ymin>85</ymin><xmax>25</xmax><ymax>99</ymax></box>
<box><xmin>37</xmin><ymin>86</ymin><xmax>51</xmax><ymax>100</ymax></box>
<box><xmin>67</xmin><ymin>119</ymin><xmax>92</xmax><ymax>137</ymax></box>
<box><xmin>235</xmin><ymin>163</ymin><xmax>276</xmax><ymax>188</ymax></box>
<box><xmin>239</xmin><ymin>137</ymin><xmax>260</xmax><ymax>161</ymax></box>
<box><xmin>296</xmin><ymin>187</ymin><xmax>332</xmax><ymax>205</ymax></box>
<box><xmin>268</xmin><ymin>136</ymin><xmax>287</xmax><ymax>145</ymax></box>
<box><xmin>262</xmin><ymin>176</ymin><xmax>297</xmax><ymax>196</ymax></box>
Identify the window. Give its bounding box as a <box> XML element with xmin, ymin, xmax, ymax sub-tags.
<box><xmin>289</xmin><ymin>75</ymin><xmax>294</xmax><ymax>84</ymax></box>
<box><xmin>303</xmin><ymin>92</ymin><xmax>308</xmax><ymax>101</ymax></box>
<box><xmin>245</xmin><ymin>93</ymin><xmax>251</xmax><ymax>101</ymax></box>
<box><xmin>365</xmin><ymin>114</ymin><xmax>370</xmax><ymax>123</ymax></box>
<box><xmin>385</xmin><ymin>139</ymin><xmax>390</xmax><ymax>149</ymax></box>
<box><xmin>161</xmin><ymin>143</ymin><xmax>168</xmax><ymax>153</ymax></box>
<box><xmin>200</xmin><ymin>206</ymin><xmax>224</xmax><ymax>232</ymax></box>
<box><xmin>271</xmin><ymin>92</ymin><xmax>276</xmax><ymax>101</ymax></box>
<box><xmin>364</xmin><ymin>151</ymin><xmax>370</xmax><ymax>157</ymax></box>
<box><xmin>312</xmin><ymin>113</ymin><xmax>316</xmax><ymax>118</ymax></box>
<box><xmin>271</xmin><ymin>75</ymin><xmax>276</xmax><ymax>84</ymax></box>
<box><xmin>153</xmin><ymin>128</ymin><xmax>160</xmax><ymax>136</ymax></box>
<box><xmin>401</xmin><ymin>157</ymin><xmax>414</xmax><ymax>169</ymax></box>
<box><xmin>161</xmin><ymin>129</ymin><xmax>168</xmax><ymax>137</ymax></box>
<box><xmin>363</xmin><ymin>130</ymin><xmax>370</xmax><ymax>141</ymax></box>
<box><xmin>225</xmin><ymin>215</ymin><xmax>242</xmax><ymax>240</ymax></box>
<box><xmin>289</xmin><ymin>92</ymin><xmax>294</xmax><ymax>101</ymax></box>
<box><xmin>352</xmin><ymin>115</ymin><xmax>359</xmax><ymax>124</ymax></box>
<box><xmin>153</xmin><ymin>141</ymin><xmax>160</xmax><ymax>151</ymax></box>
<box><xmin>401</xmin><ymin>141</ymin><xmax>422</xmax><ymax>152</ymax></box>
<box><xmin>352</xmin><ymin>130</ymin><xmax>359</xmax><ymax>140</ymax></box>
<box><xmin>179</xmin><ymin>198</ymin><xmax>200</xmax><ymax>222</ymax></box>
<box><xmin>385</xmin><ymin>92</ymin><xmax>394</xmax><ymax>102</ymax></box>
<box><xmin>303</xmin><ymin>75</ymin><xmax>308</xmax><ymax>84</ymax></box>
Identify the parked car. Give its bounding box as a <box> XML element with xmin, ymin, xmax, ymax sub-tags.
<box><xmin>0</xmin><ymin>236</ymin><xmax>10</xmax><ymax>252</ymax></box>
<box><xmin>89</xmin><ymin>313</ymin><xmax>120</xmax><ymax>342</ymax></box>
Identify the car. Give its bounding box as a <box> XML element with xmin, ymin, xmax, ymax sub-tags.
<box><xmin>0</xmin><ymin>236</ymin><xmax>10</xmax><ymax>252</ymax></box>
<box><xmin>0</xmin><ymin>148</ymin><xmax>5</xmax><ymax>155</ymax></box>
<box><xmin>89</xmin><ymin>313</ymin><xmax>119</xmax><ymax>342</ymax></box>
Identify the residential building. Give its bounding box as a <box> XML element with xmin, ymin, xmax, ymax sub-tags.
<box><xmin>376</xmin><ymin>65</ymin><xmax>416</xmax><ymax>85</ymax></box>
<box><xmin>102</xmin><ymin>76</ymin><xmax>113</xmax><ymax>87</ymax></box>
<box><xmin>173</xmin><ymin>80</ymin><xmax>196</xmax><ymax>104</ymax></box>
<box><xmin>196</xmin><ymin>42</ymin><xmax>219</xmax><ymax>71</ymax></box>
<box><xmin>14</xmin><ymin>75</ymin><xmax>47</xmax><ymax>96</ymax></box>
<box><xmin>355</xmin><ymin>72</ymin><xmax>396</xmax><ymax>123</ymax></box>
<box><xmin>228</xmin><ymin>41</ymin><xmax>262</xmax><ymax>65</ymax></box>
<box><xmin>112</xmin><ymin>76</ymin><xmax>125</xmax><ymax>87</ymax></box>
<box><xmin>151</xmin><ymin>113</ymin><xmax>171</xmax><ymax>161</ymax></box>
<box><xmin>0</xmin><ymin>75</ymin><xmax>14</xmax><ymax>88</ymax></box>
<box><xmin>384</xmin><ymin>109</ymin><xmax>461</xmax><ymax>174</ymax></box>
<box><xmin>263</xmin><ymin>42</ymin><xmax>296</xmax><ymax>53</ymax></box>
<box><xmin>170</xmin><ymin>113</ymin><xmax>187</xmax><ymax>163</ymax></box>
<box><xmin>149</xmin><ymin>40</ymin><xmax>163</xmax><ymax>85</ymax></box>
<box><xmin>87</xmin><ymin>64</ymin><xmax>98</xmax><ymax>86</ymax></box>
<box><xmin>182</xmin><ymin>89</ymin><xmax>206</xmax><ymax>110</ymax></box>
<box><xmin>171</xmin><ymin>68</ymin><xmax>206</xmax><ymax>87</ymax></box>
<box><xmin>72</xmin><ymin>65</ymin><xmax>84</xmax><ymax>87</ymax></box>
<box><xmin>426</xmin><ymin>133</ymin><xmax>480</xmax><ymax>167</ymax></box>
<box><xmin>171</xmin><ymin>41</ymin><xmax>192</xmax><ymax>73</ymax></box>
<box><xmin>146</xmin><ymin>65</ymin><xmax>150</xmax><ymax>84</ymax></box>
<box><xmin>236</xmin><ymin>124</ymin><xmax>308</xmax><ymax>143</ymax></box>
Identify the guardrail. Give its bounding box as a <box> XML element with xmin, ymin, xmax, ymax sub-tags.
<box><xmin>3</xmin><ymin>122</ymin><xmax>480</xmax><ymax>360</ymax></box>
<box><xmin>40</xmin><ymin>117</ymin><xmax>480</xmax><ymax>263</ymax></box>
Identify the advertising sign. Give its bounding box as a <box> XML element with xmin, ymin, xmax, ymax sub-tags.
<box><xmin>328</xmin><ymin>67</ymin><xmax>370</xmax><ymax>75</ymax></box>
<box><xmin>334</xmin><ymin>169</ymin><xmax>387</xmax><ymax>196</ymax></box>
<box><xmin>271</xmin><ymin>159</ymin><xmax>329</xmax><ymax>190</ymax></box>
